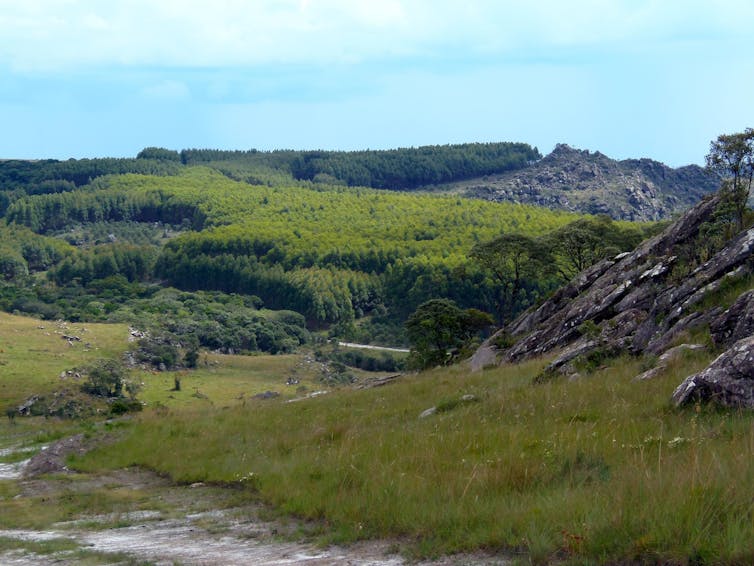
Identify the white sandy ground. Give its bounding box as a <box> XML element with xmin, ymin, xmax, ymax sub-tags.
<box><xmin>0</xmin><ymin>447</ymin><xmax>510</xmax><ymax>566</ymax></box>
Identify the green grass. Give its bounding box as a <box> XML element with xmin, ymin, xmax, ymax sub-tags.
<box><xmin>72</xmin><ymin>345</ymin><xmax>754</xmax><ymax>564</ymax></box>
<box><xmin>4</xmin><ymin>310</ymin><xmax>753</xmax><ymax>563</ymax></box>
<box><xmin>0</xmin><ymin>311</ymin><xmax>129</xmax><ymax>407</ymax></box>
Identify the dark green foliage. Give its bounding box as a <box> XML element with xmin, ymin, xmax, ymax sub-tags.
<box><xmin>288</xmin><ymin>142</ymin><xmax>541</xmax><ymax>189</ymax></box>
<box><xmin>137</xmin><ymin>147</ymin><xmax>181</xmax><ymax>161</ymax></box>
<box><xmin>135</xmin><ymin>332</ymin><xmax>180</xmax><ymax>369</ymax></box>
<box><xmin>547</xmin><ymin>216</ymin><xmax>645</xmax><ymax>281</ymax></box>
<box><xmin>177</xmin><ymin>143</ymin><xmax>541</xmax><ymax>190</ymax></box>
<box><xmin>435</xmin><ymin>394</ymin><xmax>479</xmax><ymax>413</ymax></box>
<box><xmin>109</xmin><ymin>398</ymin><xmax>143</xmax><ymax>415</ymax></box>
<box><xmin>81</xmin><ymin>359</ymin><xmax>127</xmax><ymax>398</ymax></box>
<box><xmin>405</xmin><ymin>299</ymin><xmax>493</xmax><ymax>369</ymax></box>
<box><xmin>328</xmin><ymin>348</ymin><xmax>405</xmax><ymax>372</ymax></box>
<box><xmin>471</xmin><ymin>233</ymin><xmax>555</xmax><ymax>323</ymax></box>
<box><xmin>0</xmin><ymin>157</ymin><xmax>181</xmax><ymax>191</ymax></box>
<box><xmin>706</xmin><ymin>128</ymin><xmax>754</xmax><ymax>232</ymax></box>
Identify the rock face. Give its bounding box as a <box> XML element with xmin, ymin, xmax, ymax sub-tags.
<box><xmin>459</xmin><ymin>144</ymin><xmax>719</xmax><ymax>221</ymax></box>
<box><xmin>471</xmin><ymin>191</ymin><xmax>754</xmax><ymax>407</ymax></box>
<box><xmin>672</xmin><ymin>337</ymin><xmax>754</xmax><ymax>407</ymax></box>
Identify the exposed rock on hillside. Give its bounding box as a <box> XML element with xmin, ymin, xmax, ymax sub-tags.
<box><xmin>471</xmin><ymin>192</ymin><xmax>754</xmax><ymax>407</ymax></box>
<box><xmin>459</xmin><ymin>144</ymin><xmax>719</xmax><ymax>221</ymax></box>
<box><xmin>672</xmin><ymin>337</ymin><xmax>754</xmax><ymax>407</ymax></box>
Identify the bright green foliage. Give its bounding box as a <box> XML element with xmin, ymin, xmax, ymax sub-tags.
<box><xmin>405</xmin><ymin>299</ymin><xmax>493</xmax><ymax>369</ymax></box>
<box><xmin>0</xmin><ymin>224</ymin><xmax>72</xmax><ymax>281</ymax></box>
<box><xmin>1</xmin><ymin>157</ymin><xmax>639</xmax><ymax>337</ymax></box>
<box><xmin>3</xmin><ymin>167</ymin><xmax>576</xmax><ymax>326</ymax></box>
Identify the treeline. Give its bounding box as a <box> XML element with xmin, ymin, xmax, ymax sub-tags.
<box><xmin>1</xmin><ymin>143</ymin><xmax>542</xmax><ymax>217</ymax></box>
<box><xmin>5</xmin><ymin>179</ymin><xmax>206</xmax><ymax>233</ymax></box>
<box><xmin>0</xmin><ymin>158</ymin><xmax>182</xmax><ymax>192</ymax></box>
<box><xmin>288</xmin><ymin>143</ymin><xmax>541</xmax><ymax>189</ymax></box>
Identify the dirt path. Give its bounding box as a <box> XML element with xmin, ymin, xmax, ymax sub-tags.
<box><xmin>0</xmin><ymin>523</ymin><xmax>407</xmax><ymax>565</ymax></box>
<box><xmin>0</xmin><ymin>442</ymin><xmax>509</xmax><ymax>565</ymax></box>
<box><xmin>337</xmin><ymin>342</ymin><xmax>410</xmax><ymax>354</ymax></box>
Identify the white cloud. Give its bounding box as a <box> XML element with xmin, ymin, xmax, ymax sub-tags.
<box><xmin>0</xmin><ymin>0</ymin><xmax>751</xmax><ymax>72</ymax></box>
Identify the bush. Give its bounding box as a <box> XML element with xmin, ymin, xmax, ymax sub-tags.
<box><xmin>81</xmin><ymin>359</ymin><xmax>127</xmax><ymax>397</ymax></box>
<box><xmin>110</xmin><ymin>398</ymin><xmax>143</xmax><ymax>415</ymax></box>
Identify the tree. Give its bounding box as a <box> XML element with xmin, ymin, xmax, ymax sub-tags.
<box><xmin>81</xmin><ymin>359</ymin><xmax>127</xmax><ymax>397</ymax></box>
<box><xmin>547</xmin><ymin>216</ymin><xmax>643</xmax><ymax>282</ymax></box>
<box><xmin>706</xmin><ymin>128</ymin><xmax>754</xmax><ymax>232</ymax></box>
<box><xmin>471</xmin><ymin>233</ymin><xmax>552</xmax><ymax>324</ymax></box>
<box><xmin>405</xmin><ymin>299</ymin><xmax>493</xmax><ymax>369</ymax></box>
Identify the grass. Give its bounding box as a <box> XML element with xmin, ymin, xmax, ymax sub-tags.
<box><xmin>0</xmin><ymin>311</ymin><xmax>129</xmax><ymax>408</ymax></box>
<box><xmin>71</xmin><ymin>344</ymin><xmax>754</xmax><ymax>564</ymax></box>
<box><xmin>4</xmin><ymin>311</ymin><xmax>754</xmax><ymax>563</ymax></box>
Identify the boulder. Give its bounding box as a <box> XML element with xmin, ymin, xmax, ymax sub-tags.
<box><xmin>710</xmin><ymin>290</ymin><xmax>754</xmax><ymax>348</ymax></box>
<box><xmin>672</xmin><ymin>336</ymin><xmax>754</xmax><ymax>407</ymax></box>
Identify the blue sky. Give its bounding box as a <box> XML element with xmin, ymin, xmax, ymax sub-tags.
<box><xmin>1</xmin><ymin>0</ymin><xmax>752</xmax><ymax>166</ymax></box>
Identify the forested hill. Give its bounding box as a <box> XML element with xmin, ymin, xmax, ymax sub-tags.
<box><xmin>456</xmin><ymin>144</ymin><xmax>720</xmax><ymax>221</ymax></box>
<box><xmin>0</xmin><ymin>142</ymin><xmax>717</xmax><ymax>222</ymax></box>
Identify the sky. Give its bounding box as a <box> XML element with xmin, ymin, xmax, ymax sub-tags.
<box><xmin>0</xmin><ymin>0</ymin><xmax>753</xmax><ymax>166</ymax></box>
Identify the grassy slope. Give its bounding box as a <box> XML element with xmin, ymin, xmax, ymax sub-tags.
<box><xmin>3</xmin><ymin>310</ymin><xmax>754</xmax><ymax>563</ymax></box>
<box><xmin>72</xmin><ymin>341</ymin><xmax>754</xmax><ymax>564</ymax></box>
<box><xmin>0</xmin><ymin>311</ymin><xmax>129</xmax><ymax>408</ymax></box>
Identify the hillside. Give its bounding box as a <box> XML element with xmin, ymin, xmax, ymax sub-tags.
<box><xmin>472</xmin><ymin>190</ymin><xmax>754</xmax><ymax>409</ymax></box>
<box><xmin>452</xmin><ymin>144</ymin><xmax>719</xmax><ymax>220</ymax></box>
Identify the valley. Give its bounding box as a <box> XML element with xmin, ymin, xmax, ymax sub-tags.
<box><xmin>2</xmin><ymin>134</ymin><xmax>754</xmax><ymax>564</ymax></box>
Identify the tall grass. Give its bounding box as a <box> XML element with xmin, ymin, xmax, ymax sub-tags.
<box><xmin>73</xmin><ymin>346</ymin><xmax>754</xmax><ymax>564</ymax></box>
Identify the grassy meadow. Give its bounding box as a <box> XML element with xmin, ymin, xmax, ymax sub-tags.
<box><xmin>3</xmin><ymin>310</ymin><xmax>754</xmax><ymax>564</ymax></box>
<box><xmin>70</xmin><ymin>340</ymin><xmax>754</xmax><ymax>565</ymax></box>
<box><xmin>0</xmin><ymin>311</ymin><xmax>129</xmax><ymax>408</ymax></box>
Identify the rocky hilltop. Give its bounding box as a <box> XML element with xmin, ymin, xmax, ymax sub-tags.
<box><xmin>459</xmin><ymin>144</ymin><xmax>719</xmax><ymax>221</ymax></box>
<box><xmin>471</xmin><ymin>192</ymin><xmax>754</xmax><ymax>408</ymax></box>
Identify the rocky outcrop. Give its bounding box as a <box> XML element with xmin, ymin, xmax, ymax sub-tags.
<box><xmin>710</xmin><ymin>290</ymin><xmax>754</xmax><ymax>348</ymax></box>
<box><xmin>672</xmin><ymin>337</ymin><xmax>754</xmax><ymax>407</ymax></box>
<box><xmin>459</xmin><ymin>144</ymin><xmax>719</xmax><ymax>221</ymax></box>
<box><xmin>471</xmin><ymin>193</ymin><xmax>754</xmax><ymax>403</ymax></box>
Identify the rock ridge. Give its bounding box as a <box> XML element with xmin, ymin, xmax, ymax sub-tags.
<box><xmin>471</xmin><ymin>192</ymin><xmax>754</xmax><ymax>408</ymax></box>
<box><xmin>460</xmin><ymin>144</ymin><xmax>719</xmax><ymax>221</ymax></box>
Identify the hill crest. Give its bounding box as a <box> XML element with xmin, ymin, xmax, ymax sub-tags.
<box><xmin>458</xmin><ymin>143</ymin><xmax>719</xmax><ymax>221</ymax></box>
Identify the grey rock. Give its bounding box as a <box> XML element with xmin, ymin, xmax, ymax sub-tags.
<box><xmin>672</xmin><ymin>336</ymin><xmax>754</xmax><ymax>407</ymax></box>
<box><xmin>461</xmin><ymin>144</ymin><xmax>719</xmax><ymax>221</ymax></box>
<box><xmin>634</xmin><ymin>344</ymin><xmax>706</xmax><ymax>381</ymax></box>
<box><xmin>253</xmin><ymin>391</ymin><xmax>280</xmax><ymax>400</ymax></box>
<box><xmin>711</xmin><ymin>290</ymin><xmax>754</xmax><ymax>348</ymax></box>
<box><xmin>473</xmin><ymin>195</ymin><xmax>725</xmax><ymax>370</ymax></box>
<box><xmin>419</xmin><ymin>407</ymin><xmax>437</xmax><ymax>419</ymax></box>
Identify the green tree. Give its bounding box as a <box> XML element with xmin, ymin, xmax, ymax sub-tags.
<box><xmin>706</xmin><ymin>128</ymin><xmax>754</xmax><ymax>232</ymax></box>
<box><xmin>471</xmin><ymin>234</ymin><xmax>552</xmax><ymax>324</ymax></box>
<box><xmin>405</xmin><ymin>299</ymin><xmax>493</xmax><ymax>369</ymax></box>
<box><xmin>547</xmin><ymin>216</ymin><xmax>642</xmax><ymax>281</ymax></box>
<box><xmin>81</xmin><ymin>359</ymin><xmax>127</xmax><ymax>397</ymax></box>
